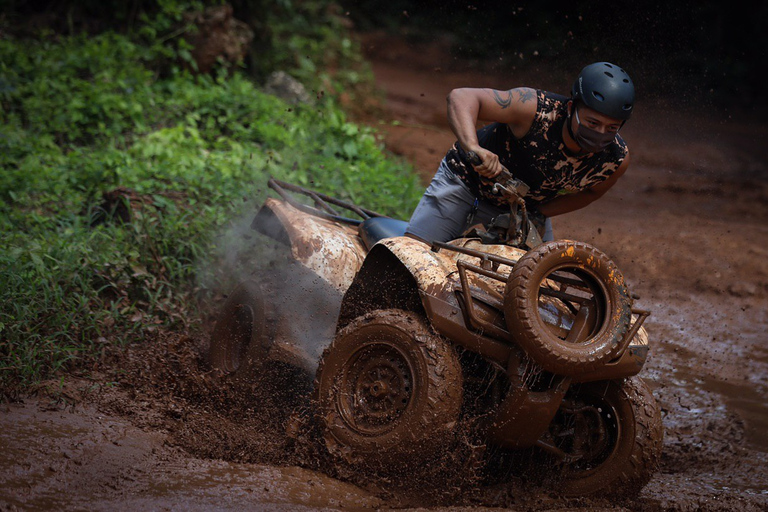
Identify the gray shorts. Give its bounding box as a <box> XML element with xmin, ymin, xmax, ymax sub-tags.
<box><xmin>406</xmin><ymin>159</ymin><xmax>554</xmax><ymax>243</ymax></box>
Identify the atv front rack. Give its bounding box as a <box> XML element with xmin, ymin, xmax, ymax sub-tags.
<box><xmin>430</xmin><ymin>240</ymin><xmax>650</xmax><ymax>353</ymax></box>
<box><xmin>267</xmin><ymin>178</ymin><xmax>389</xmax><ymax>226</ymax></box>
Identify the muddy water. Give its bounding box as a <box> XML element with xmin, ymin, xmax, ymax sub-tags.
<box><xmin>698</xmin><ymin>375</ymin><xmax>768</xmax><ymax>452</ymax></box>
<box><xmin>0</xmin><ymin>399</ymin><xmax>381</xmax><ymax>511</ymax></box>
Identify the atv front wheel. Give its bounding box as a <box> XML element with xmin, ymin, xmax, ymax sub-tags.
<box><xmin>314</xmin><ymin>309</ymin><xmax>463</xmax><ymax>472</ymax></box>
<box><xmin>504</xmin><ymin>240</ymin><xmax>632</xmax><ymax>375</ymax></box>
<box><xmin>209</xmin><ymin>277</ymin><xmax>274</xmax><ymax>381</ymax></box>
<box><xmin>549</xmin><ymin>376</ymin><xmax>663</xmax><ymax>497</ymax></box>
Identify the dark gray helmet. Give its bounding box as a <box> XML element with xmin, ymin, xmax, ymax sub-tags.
<box><xmin>571</xmin><ymin>62</ymin><xmax>635</xmax><ymax>120</ymax></box>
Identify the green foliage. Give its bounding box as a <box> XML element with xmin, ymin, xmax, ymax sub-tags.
<box><xmin>0</xmin><ymin>29</ymin><xmax>421</xmax><ymax>392</ymax></box>
<box><xmin>1</xmin><ymin>34</ymin><xmax>155</xmax><ymax>147</ymax></box>
<box><xmin>234</xmin><ymin>0</ymin><xmax>376</xmax><ymax>106</ymax></box>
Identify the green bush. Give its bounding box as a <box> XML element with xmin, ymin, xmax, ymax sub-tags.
<box><xmin>232</xmin><ymin>0</ymin><xmax>375</xmax><ymax>103</ymax></box>
<box><xmin>0</xmin><ymin>27</ymin><xmax>421</xmax><ymax>392</ymax></box>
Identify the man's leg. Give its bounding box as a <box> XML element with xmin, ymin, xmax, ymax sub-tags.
<box><xmin>405</xmin><ymin>160</ymin><xmax>477</xmax><ymax>243</ymax></box>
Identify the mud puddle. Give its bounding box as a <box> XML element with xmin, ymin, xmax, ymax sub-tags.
<box><xmin>665</xmin><ymin>355</ymin><xmax>768</xmax><ymax>454</ymax></box>
<box><xmin>0</xmin><ymin>398</ymin><xmax>381</xmax><ymax>511</ymax></box>
<box><xmin>637</xmin><ymin>291</ymin><xmax>768</xmax><ymax>453</ymax></box>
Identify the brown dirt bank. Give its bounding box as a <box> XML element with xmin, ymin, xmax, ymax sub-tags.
<box><xmin>2</xmin><ymin>33</ymin><xmax>768</xmax><ymax>511</ymax></box>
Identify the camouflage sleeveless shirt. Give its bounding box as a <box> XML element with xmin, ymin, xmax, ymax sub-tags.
<box><xmin>444</xmin><ymin>90</ymin><xmax>628</xmax><ymax>209</ymax></box>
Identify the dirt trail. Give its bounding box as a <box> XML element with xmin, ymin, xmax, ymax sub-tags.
<box><xmin>3</xmin><ymin>33</ymin><xmax>768</xmax><ymax>511</ymax></box>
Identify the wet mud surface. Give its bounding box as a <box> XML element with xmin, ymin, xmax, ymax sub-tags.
<box><xmin>3</xmin><ymin>34</ymin><xmax>768</xmax><ymax>511</ymax></box>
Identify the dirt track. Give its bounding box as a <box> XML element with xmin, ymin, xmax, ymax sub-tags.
<box><xmin>2</xmin><ymin>35</ymin><xmax>768</xmax><ymax>511</ymax></box>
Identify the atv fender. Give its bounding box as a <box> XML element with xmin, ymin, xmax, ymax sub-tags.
<box><xmin>381</xmin><ymin>236</ymin><xmax>496</xmax><ymax>294</ymax></box>
<box><xmin>338</xmin><ymin>237</ymin><xmax>519</xmax><ymax>369</ymax></box>
<box><xmin>337</xmin><ymin>242</ymin><xmax>425</xmax><ymax>329</ymax></box>
<box><xmin>252</xmin><ymin>198</ymin><xmax>368</xmax><ymax>292</ymax></box>
<box><xmin>338</xmin><ymin>236</ymin><xmax>462</xmax><ymax>328</ymax></box>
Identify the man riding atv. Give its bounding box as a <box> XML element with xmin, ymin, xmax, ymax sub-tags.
<box><xmin>406</xmin><ymin>61</ymin><xmax>634</xmax><ymax>244</ymax></box>
<box><xmin>209</xmin><ymin>60</ymin><xmax>661</xmax><ymax>499</ymax></box>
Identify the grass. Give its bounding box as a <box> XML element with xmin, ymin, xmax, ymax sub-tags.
<box><xmin>0</xmin><ymin>18</ymin><xmax>422</xmax><ymax>393</ymax></box>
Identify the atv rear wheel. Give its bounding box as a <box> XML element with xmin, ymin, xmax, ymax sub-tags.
<box><xmin>209</xmin><ymin>277</ymin><xmax>274</xmax><ymax>381</ymax></box>
<box><xmin>504</xmin><ymin>240</ymin><xmax>632</xmax><ymax>375</ymax></box>
<box><xmin>549</xmin><ymin>376</ymin><xmax>663</xmax><ymax>497</ymax></box>
<box><xmin>314</xmin><ymin>309</ymin><xmax>463</xmax><ymax>472</ymax></box>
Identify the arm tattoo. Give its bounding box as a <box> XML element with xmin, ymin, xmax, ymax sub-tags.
<box><xmin>492</xmin><ymin>89</ymin><xmax>513</xmax><ymax>109</ymax></box>
<box><xmin>517</xmin><ymin>88</ymin><xmax>535</xmax><ymax>103</ymax></box>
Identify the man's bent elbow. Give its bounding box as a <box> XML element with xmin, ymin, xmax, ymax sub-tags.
<box><xmin>447</xmin><ymin>88</ymin><xmax>473</xmax><ymax>106</ymax></box>
<box><xmin>446</xmin><ymin>88</ymin><xmax>459</xmax><ymax>106</ymax></box>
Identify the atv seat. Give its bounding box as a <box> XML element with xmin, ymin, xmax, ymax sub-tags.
<box><xmin>359</xmin><ymin>217</ymin><xmax>409</xmax><ymax>250</ymax></box>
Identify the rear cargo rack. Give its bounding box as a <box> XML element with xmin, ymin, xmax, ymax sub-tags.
<box><xmin>430</xmin><ymin>240</ymin><xmax>650</xmax><ymax>348</ymax></box>
<box><xmin>431</xmin><ymin>240</ymin><xmax>518</xmax><ymax>271</ymax></box>
<box><xmin>431</xmin><ymin>240</ymin><xmax>517</xmax><ymax>340</ymax></box>
<box><xmin>268</xmin><ymin>178</ymin><xmax>389</xmax><ymax>226</ymax></box>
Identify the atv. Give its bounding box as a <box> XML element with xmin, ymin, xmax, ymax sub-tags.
<box><xmin>209</xmin><ymin>169</ymin><xmax>663</xmax><ymax>497</ymax></box>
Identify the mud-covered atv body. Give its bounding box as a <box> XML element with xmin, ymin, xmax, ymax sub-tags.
<box><xmin>210</xmin><ymin>178</ymin><xmax>662</xmax><ymax>497</ymax></box>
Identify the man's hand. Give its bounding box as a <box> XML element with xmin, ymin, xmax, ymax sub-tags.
<box><xmin>467</xmin><ymin>147</ymin><xmax>503</xmax><ymax>178</ymax></box>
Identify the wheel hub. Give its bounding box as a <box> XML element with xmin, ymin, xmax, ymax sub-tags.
<box><xmin>552</xmin><ymin>399</ymin><xmax>618</xmax><ymax>472</ymax></box>
<box><xmin>366</xmin><ymin>379</ymin><xmax>390</xmax><ymax>398</ymax></box>
<box><xmin>338</xmin><ymin>343</ymin><xmax>413</xmax><ymax>435</ymax></box>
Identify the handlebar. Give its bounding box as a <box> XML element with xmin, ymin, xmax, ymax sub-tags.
<box><xmin>466</xmin><ymin>151</ymin><xmax>530</xmax><ymax>199</ymax></box>
<box><xmin>465</xmin><ymin>150</ymin><xmax>538</xmax><ymax>247</ymax></box>
<box><xmin>466</xmin><ymin>151</ymin><xmax>513</xmax><ymax>182</ymax></box>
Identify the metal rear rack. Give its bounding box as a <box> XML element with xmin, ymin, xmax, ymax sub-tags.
<box><xmin>268</xmin><ymin>178</ymin><xmax>389</xmax><ymax>226</ymax></box>
<box><xmin>430</xmin><ymin>240</ymin><xmax>650</xmax><ymax>349</ymax></box>
<box><xmin>431</xmin><ymin>240</ymin><xmax>517</xmax><ymax>340</ymax></box>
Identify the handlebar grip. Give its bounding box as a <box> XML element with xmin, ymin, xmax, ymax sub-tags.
<box><xmin>466</xmin><ymin>150</ymin><xmax>483</xmax><ymax>167</ymax></box>
<box><xmin>466</xmin><ymin>151</ymin><xmax>513</xmax><ymax>182</ymax></box>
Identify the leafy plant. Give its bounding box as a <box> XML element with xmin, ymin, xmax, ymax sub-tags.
<box><xmin>0</xmin><ymin>23</ymin><xmax>421</xmax><ymax>393</ymax></box>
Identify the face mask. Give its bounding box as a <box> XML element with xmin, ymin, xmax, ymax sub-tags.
<box><xmin>567</xmin><ymin>107</ymin><xmax>617</xmax><ymax>153</ymax></box>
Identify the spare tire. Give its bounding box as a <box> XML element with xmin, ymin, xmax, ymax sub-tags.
<box><xmin>209</xmin><ymin>276</ymin><xmax>275</xmax><ymax>382</ymax></box>
<box><xmin>504</xmin><ymin>241</ymin><xmax>631</xmax><ymax>375</ymax></box>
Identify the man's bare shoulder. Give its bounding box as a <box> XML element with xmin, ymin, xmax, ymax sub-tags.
<box><xmin>481</xmin><ymin>87</ymin><xmax>537</xmax><ymax>136</ymax></box>
<box><xmin>514</xmin><ymin>87</ymin><xmax>537</xmax><ymax>105</ymax></box>
<box><xmin>485</xmin><ymin>87</ymin><xmax>537</xmax><ymax>109</ymax></box>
